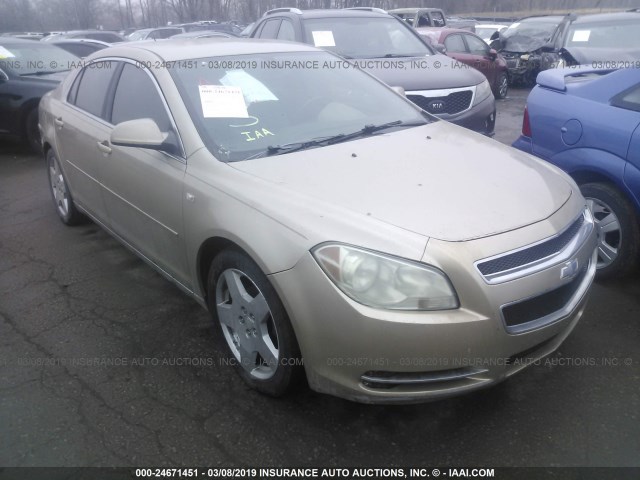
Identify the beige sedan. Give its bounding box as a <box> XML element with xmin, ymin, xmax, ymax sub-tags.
<box><xmin>40</xmin><ymin>39</ymin><xmax>597</xmax><ymax>403</ymax></box>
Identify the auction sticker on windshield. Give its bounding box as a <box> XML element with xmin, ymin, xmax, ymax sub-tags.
<box><xmin>199</xmin><ymin>85</ymin><xmax>249</xmax><ymax>118</ymax></box>
<box><xmin>311</xmin><ymin>31</ymin><xmax>336</xmax><ymax>47</ymax></box>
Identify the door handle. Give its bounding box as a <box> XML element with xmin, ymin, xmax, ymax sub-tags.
<box><xmin>54</xmin><ymin>117</ymin><xmax>64</xmax><ymax>128</ymax></box>
<box><xmin>97</xmin><ymin>141</ymin><xmax>112</xmax><ymax>155</ymax></box>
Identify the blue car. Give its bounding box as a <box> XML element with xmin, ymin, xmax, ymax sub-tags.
<box><xmin>513</xmin><ymin>67</ymin><xmax>640</xmax><ymax>278</ymax></box>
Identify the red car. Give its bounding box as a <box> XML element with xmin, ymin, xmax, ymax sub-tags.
<box><xmin>417</xmin><ymin>28</ymin><xmax>509</xmax><ymax>99</ymax></box>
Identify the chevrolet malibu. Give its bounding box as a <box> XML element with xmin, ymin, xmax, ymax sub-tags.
<box><xmin>40</xmin><ymin>39</ymin><xmax>597</xmax><ymax>403</ymax></box>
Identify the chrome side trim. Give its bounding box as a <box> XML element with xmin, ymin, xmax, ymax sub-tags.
<box><xmin>475</xmin><ymin>208</ymin><xmax>594</xmax><ymax>284</ymax></box>
<box><xmin>361</xmin><ymin>367</ymin><xmax>488</xmax><ymax>387</ymax></box>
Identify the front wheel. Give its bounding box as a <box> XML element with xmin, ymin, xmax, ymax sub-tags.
<box><xmin>47</xmin><ymin>149</ymin><xmax>85</xmax><ymax>225</ymax></box>
<box><xmin>494</xmin><ymin>72</ymin><xmax>508</xmax><ymax>99</ymax></box>
<box><xmin>207</xmin><ymin>249</ymin><xmax>303</xmax><ymax>396</ymax></box>
<box><xmin>581</xmin><ymin>183</ymin><xmax>640</xmax><ymax>279</ymax></box>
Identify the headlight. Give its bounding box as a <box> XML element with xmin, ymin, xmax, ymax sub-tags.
<box><xmin>473</xmin><ymin>79</ymin><xmax>492</xmax><ymax>106</ymax></box>
<box><xmin>312</xmin><ymin>243</ymin><xmax>459</xmax><ymax>311</ymax></box>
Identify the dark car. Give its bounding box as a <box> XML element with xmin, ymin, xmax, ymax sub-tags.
<box><xmin>491</xmin><ymin>15</ymin><xmax>570</xmax><ymax>85</ymax></box>
<box><xmin>417</xmin><ymin>27</ymin><xmax>509</xmax><ymax>99</ymax></box>
<box><xmin>513</xmin><ymin>67</ymin><xmax>640</xmax><ymax>278</ymax></box>
<box><xmin>250</xmin><ymin>8</ymin><xmax>496</xmax><ymax>135</ymax></box>
<box><xmin>51</xmin><ymin>39</ymin><xmax>111</xmax><ymax>58</ymax></box>
<box><xmin>128</xmin><ymin>27</ymin><xmax>184</xmax><ymax>41</ymax></box>
<box><xmin>41</xmin><ymin>30</ymin><xmax>126</xmax><ymax>43</ymax></box>
<box><xmin>552</xmin><ymin>12</ymin><xmax>640</xmax><ymax>67</ymax></box>
<box><xmin>0</xmin><ymin>38</ymin><xmax>77</xmax><ymax>151</ymax></box>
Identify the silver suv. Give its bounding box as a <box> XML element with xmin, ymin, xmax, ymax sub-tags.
<box><xmin>250</xmin><ymin>7</ymin><xmax>496</xmax><ymax>135</ymax></box>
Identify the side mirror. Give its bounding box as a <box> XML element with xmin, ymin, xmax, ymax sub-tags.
<box><xmin>434</xmin><ymin>43</ymin><xmax>446</xmax><ymax>54</ymax></box>
<box><xmin>489</xmin><ymin>31</ymin><xmax>500</xmax><ymax>41</ymax></box>
<box><xmin>391</xmin><ymin>86</ymin><xmax>406</xmax><ymax>97</ymax></box>
<box><xmin>111</xmin><ymin>118</ymin><xmax>177</xmax><ymax>154</ymax></box>
<box><xmin>488</xmin><ymin>49</ymin><xmax>498</xmax><ymax>60</ymax></box>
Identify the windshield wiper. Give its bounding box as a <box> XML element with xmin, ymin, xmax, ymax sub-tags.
<box><xmin>20</xmin><ymin>69</ymin><xmax>69</xmax><ymax>76</ymax></box>
<box><xmin>244</xmin><ymin>135</ymin><xmax>345</xmax><ymax>160</ymax></box>
<box><xmin>243</xmin><ymin>120</ymin><xmax>426</xmax><ymax>160</ymax></box>
<box><xmin>326</xmin><ymin>120</ymin><xmax>427</xmax><ymax>145</ymax></box>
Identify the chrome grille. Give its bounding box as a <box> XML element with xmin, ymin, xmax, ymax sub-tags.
<box><xmin>478</xmin><ymin>215</ymin><xmax>585</xmax><ymax>277</ymax></box>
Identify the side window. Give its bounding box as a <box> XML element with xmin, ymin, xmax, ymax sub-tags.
<box><xmin>444</xmin><ymin>34</ymin><xmax>466</xmax><ymax>53</ymax></box>
<box><xmin>277</xmin><ymin>19</ymin><xmax>295</xmax><ymax>41</ymax></box>
<box><xmin>72</xmin><ymin>61</ymin><xmax>117</xmax><ymax>119</ymax></box>
<box><xmin>417</xmin><ymin>15</ymin><xmax>431</xmax><ymax>27</ymax></box>
<box><xmin>67</xmin><ymin>70</ymin><xmax>84</xmax><ymax>104</ymax></box>
<box><xmin>612</xmin><ymin>84</ymin><xmax>640</xmax><ymax>112</ymax></box>
<box><xmin>111</xmin><ymin>63</ymin><xmax>171</xmax><ymax>132</ymax></box>
<box><xmin>432</xmin><ymin>12</ymin><xmax>445</xmax><ymax>27</ymax></box>
<box><xmin>465</xmin><ymin>34</ymin><xmax>489</xmax><ymax>55</ymax></box>
<box><xmin>257</xmin><ymin>19</ymin><xmax>282</xmax><ymax>39</ymax></box>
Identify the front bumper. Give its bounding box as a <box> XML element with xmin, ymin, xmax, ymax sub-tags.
<box><xmin>269</xmin><ymin>198</ymin><xmax>597</xmax><ymax>404</ymax></box>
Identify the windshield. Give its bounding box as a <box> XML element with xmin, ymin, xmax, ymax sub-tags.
<box><xmin>0</xmin><ymin>42</ymin><xmax>78</xmax><ymax>74</ymax></box>
<box><xmin>302</xmin><ymin>17</ymin><xmax>431</xmax><ymax>59</ymax></box>
<box><xmin>170</xmin><ymin>51</ymin><xmax>430</xmax><ymax>162</ymax></box>
<box><xmin>128</xmin><ymin>31</ymin><xmax>149</xmax><ymax>41</ymax></box>
<box><xmin>501</xmin><ymin>20</ymin><xmax>560</xmax><ymax>52</ymax></box>
<box><xmin>565</xmin><ymin>19</ymin><xmax>640</xmax><ymax>49</ymax></box>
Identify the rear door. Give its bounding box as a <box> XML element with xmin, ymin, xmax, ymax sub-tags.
<box><xmin>55</xmin><ymin>60</ymin><xmax>120</xmax><ymax>222</ymax></box>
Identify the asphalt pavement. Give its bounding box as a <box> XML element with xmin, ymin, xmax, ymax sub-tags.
<box><xmin>0</xmin><ymin>88</ymin><xmax>639</xmax><ymax>470</ymax></box>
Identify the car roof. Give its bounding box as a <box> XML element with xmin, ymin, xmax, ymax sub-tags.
<box><xmin>389</xmin><ymin>8</ymin><xmax>442</xmax><ymax>13</ymax></box>
<box><xmin>94</xmin><ymin>38</ymin><xmax>321</xmax><ymax>62</ymax></box>
<box><xmin>0</xmin><ymin>37</ymin><xmax>55</xmax><ymax>46</ymax></box>
<box><xmin>571</xmin><ymin>11</ymin><xmax>640</xmax><ymax>24</ymax></box>
<box><xmin>519</xmin><ymin>15</ymin><xmax>566</xmax><ymax>23</ymax></box>
<box><xmin>52</xmin><ymin>38</ymin><xmax>112</xmax><ymax>46</ymax></box>
<box><xmin>266</xmin><ymin>9</ymin><xmax>390</xmax><ymax>19</ymax></box>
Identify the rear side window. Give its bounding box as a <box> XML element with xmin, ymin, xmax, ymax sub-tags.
<box><xmin>256</xmin><ymin>19</ymin><xmax>282</xmax><ymax>39</ymax></box>
<box><xmin>111</xmin><ymin>63</ymin><xmax>171</xmax><ymax>131</ymax></box>
<box><xmin>444</xmin><ymin>34</ymin><xmax>466</xmax><ymax>53</ymax></box>
<box><xmin>72</xmin><ymin>61</ymin><xmax>117</xmax><ymax>119</ymax></box>
<box><xmin>612</xmin><ymin>84</ymin><xmax>640</xmax><ymax>112</ymax></box>
<box><xmin>277</xmin><ymin>19</ymin><xmax>296</xmax><ymax>41</ymax></box>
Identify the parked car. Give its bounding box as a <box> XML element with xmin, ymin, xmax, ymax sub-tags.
<box><xmin>40</xmin><ymin>39</ymin><xmax>597</xmax><ymax>403</ymax></box>
<box><xmin>170</xmin><ymin>30</ymin><xmax>238</xmax><ymax>39</ymax></box>
<box><xmin>41</xmin><ymin>30</ymin><xmax>126</xmax><ymax>43</ymax></box>
<box><xmin>417</xmin><ymin>27</ymin><xmax>509</xmax><ymax>99</ymax></box>
<box><xmin>551</xmin><ymin>11</ymin><xmax>640</xmax><ymax>67</ymax></box>
<box><xmin>128</xmin><ymin>27</ymin><xmax>184</xmax><ymax>41</ymax></box>
<box><xmin>250</xmin><ymin>8</ymin><xmax>496</xmax><ymax>135</ymax></box>
<box><xmin>491</xmin><ymin>15</ymin><xmax>570</xmax><ymax>86</ymax></box>
<box><xmin>475</xmin><ymin>24</ymin><xmax>508</xmax><ymax>44</ymax></box>
<box><xmin>51</xmin><ymin>38</ymin><xmax>111</xmax><ymax>58</ymax></box>
<box><xmin>513</xmin><ymin>67</ymin><xmax>640</xmax><ymax>278</ymax></box>
<box><xmin>389</xmin><ymin>7</ymin><xmax>477</xmax><ymax>31</ymax></box>
<box><xmin>0</xmin><ymin>38</ymin><xmax>77</xmax><ymax>151</ymax></box>
<box><xmin>389</xmin><ymin>7</ymin><xmax>448</xmax><ymax>27</ymax></box>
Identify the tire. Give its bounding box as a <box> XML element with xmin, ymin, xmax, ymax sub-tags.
<box><xmin>493</xmin><ymin>72</ymin><xmax>508</xmax><ymax>99</ymax></box>
<box><xmin>581</xmin><ymin>183</ymin><xmax>640</xmax><ymax>279</ymax></box>
<box><xmin>25</xmin><ymin>108</ymin><xmax>42</xmax><ymax>153</ymax></box>
<box><xmin>47</xmin><ymin>149</ymin><xmax>85</xmax><ymax>225</ymax></box>
<box><xmin>207</xmin><ymin>249</ymin><xmax>303</xmax><ymax>396</ymax></box>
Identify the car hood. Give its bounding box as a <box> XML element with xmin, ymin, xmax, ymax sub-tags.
<box><xmin>229</xmin><ymin>122</ymin><xmax>572</xmax><ymax>242</ymax></box>
<box><xmin>353</xmin><ymin>54</ymin><xmax>485</xmax><ymax>90</ymax></box>
<box><xmin>562</xmin><ymin>46</ymin><xmax>640</xmax><ymax>64</ymax></box>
